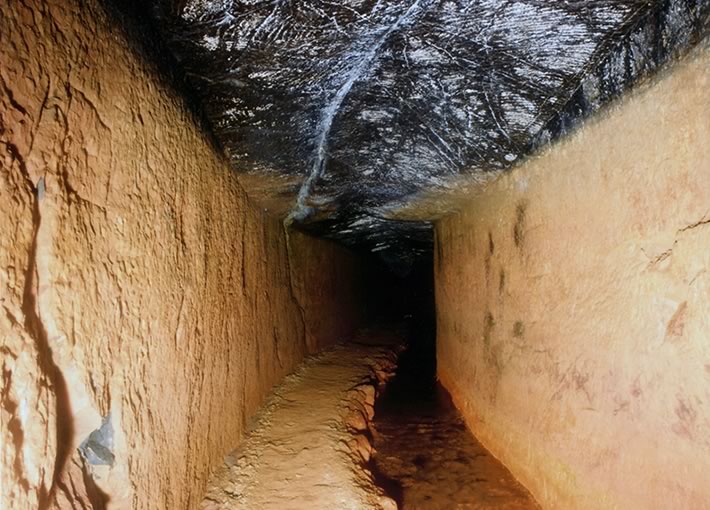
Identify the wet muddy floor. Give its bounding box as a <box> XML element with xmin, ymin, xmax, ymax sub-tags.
<box><xmin>371</xmin><ymin>317</ymin><xmax>540</xmax><ymax>510</ymax></box>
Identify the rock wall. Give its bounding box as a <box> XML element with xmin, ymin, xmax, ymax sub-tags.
<box><xmin>288</xmin><ymin>232</ymin><xmax>365</xmax><ymax>353</ymax></box>
<box><xmin>0</xmin><ymin>1</ymin><xmax>365</xmax><ymax>508</ymax></box>
<box><xmin>435</xmin><ymin>44</ymin><xmax>710</xmax><ymax>510</ymax></box>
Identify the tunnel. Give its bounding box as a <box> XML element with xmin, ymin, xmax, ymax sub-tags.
<box><xmin>2</xmin><ymin>0</ymin><xmax>710</xmax><ymax>508</ymax></box>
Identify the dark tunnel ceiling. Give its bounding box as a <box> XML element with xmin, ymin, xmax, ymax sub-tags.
<box><xmin>150</xmin><ymin>0</ymin><xmax>709</xmax><ymax>261</ymax></box>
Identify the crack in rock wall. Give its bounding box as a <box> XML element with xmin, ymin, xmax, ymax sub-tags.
<box><xmin>0</xmin><ymin>1</ymin><xmax>367</xmax><ymax>507</ymax></box>
<box><xmin>435</xmin><ymin>41</ymin><xmax>710</xmax><ymax>510</ymax></box>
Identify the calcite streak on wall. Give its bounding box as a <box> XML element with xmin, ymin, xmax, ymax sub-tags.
<box><xmin>1</xmin><ymin>1</ymin><xmax>365</xmax><ymax>508</ymax></box>
<box><xmin>435</xmin><ymin>44</ymin><xmax>710</xmax><ymax>510</ymax></box>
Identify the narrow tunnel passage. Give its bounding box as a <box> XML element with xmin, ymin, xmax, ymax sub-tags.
<box><xmin>369</xmin><ymin>261</ymin><xmax>539</xmax><ymax>509</ymax></box>
<box><xmin>3</xmin><ymin>1</ymin><xmax>710</xmax><ymax>509</ymax></box>
<box><xmin>199</xmin><ymin>256</ymin><xmax>541</xmax><ymax>508</ymax></box>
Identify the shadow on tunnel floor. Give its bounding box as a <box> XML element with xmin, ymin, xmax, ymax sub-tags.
<box><xmin>366</xmin><ymin>257</ymin><xmax>540</xmax><ymax>509</ymax></box>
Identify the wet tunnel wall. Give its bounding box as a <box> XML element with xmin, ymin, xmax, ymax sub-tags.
<box><xmin>0</xmin><ymin>1</ymin><xmax>369</xmax><ymax>507</ymax></box>
<box><xmin>435</xmin><ymin>42</ymin><xmax>710</xmax><ymax>510</ymax></box>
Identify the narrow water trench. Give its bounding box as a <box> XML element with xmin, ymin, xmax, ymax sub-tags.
<box><xmin>200</xmin><ymin>258</ymin><xmax>542</xmax><ymax>509</ymax></box>
<box><xmin>370</xmin><ymin>266</ymin><xmax>540</xmax><ymax>509</ymax></box>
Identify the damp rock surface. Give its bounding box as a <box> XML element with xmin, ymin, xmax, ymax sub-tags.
<box><xmin>202</xmin><ymin>329</ymin><xmax>404</xmax><ymax>510</ymax></box>
<box><xmin>373</xmin><ymin>384</ymin><xmax>539</xmax><ymax>509</ymax></box>
<box><xmin>370</xmin><ymin>317</ymin><xmax>539</xmax><ymax>510</ymax></box>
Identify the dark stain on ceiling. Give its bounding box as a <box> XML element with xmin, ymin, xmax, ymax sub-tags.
<box><xmin>148</xmin><ymin>0</ymin><xmax>709</xmax><ymax>264</ymax></box>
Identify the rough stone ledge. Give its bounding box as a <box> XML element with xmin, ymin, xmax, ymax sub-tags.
<box><xmin>201</xmin><ymin>328</ymin><xmax>404</xmax><ymax>510</ymax></box>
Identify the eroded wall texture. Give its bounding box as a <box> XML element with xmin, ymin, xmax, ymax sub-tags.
<box><xmin>0</xmin><ymin>1</ymin><xmax>365</xmax><ymax>508</ymax></box>
<box><xmin>436</xmin><ymin>44</ymin><xmax>710</xmax><ymax>509</ymax></box>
